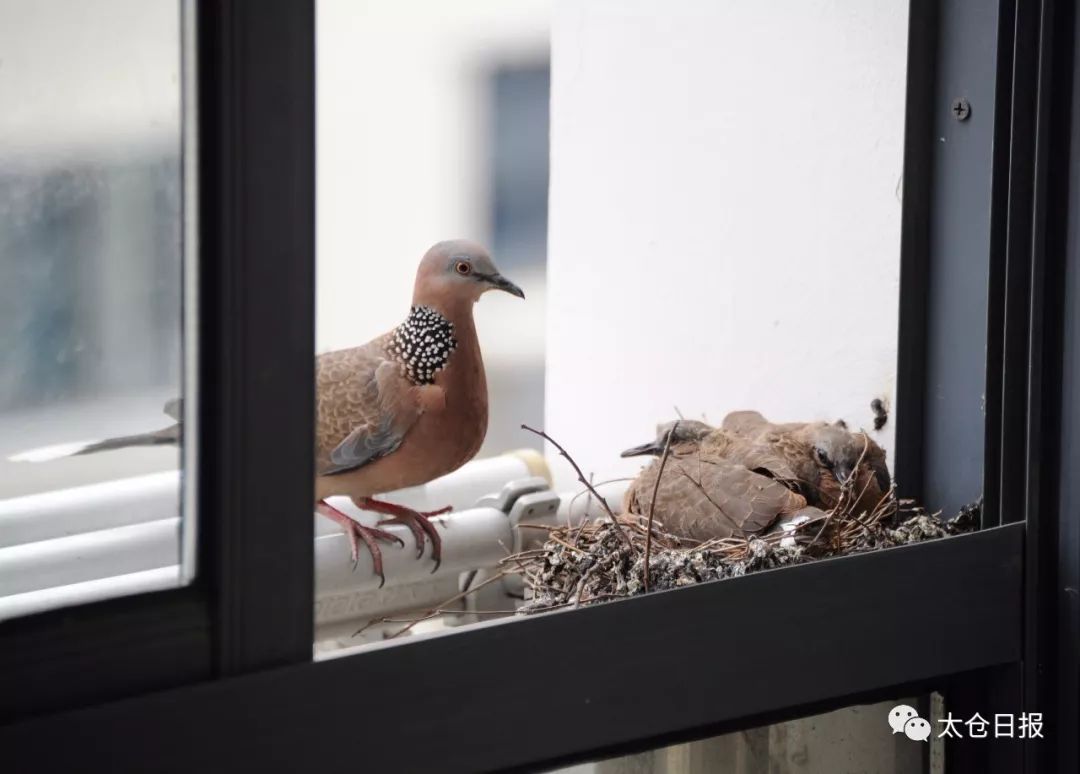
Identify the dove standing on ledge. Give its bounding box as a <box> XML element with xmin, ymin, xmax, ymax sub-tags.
<box><xmin>315</xmin><ymin>240</ymin><xmax>523</xmax><ymax>582</ymax></box>
<box><xmin>10</xmin><ymin>240</ymin><xmax>523</xmax><ymax>586</ymax></box>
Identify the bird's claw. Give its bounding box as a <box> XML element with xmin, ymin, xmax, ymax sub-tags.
<box><xmin>346</xmin><ymin>523</ymin><xmax>404</xmax><ymax>589</ymax></box>
<box><xmin>316</xmin><ymin>499</ymin><xmax>404</xmax><ymax>588</ymax></box>
<box><xmin>383</xmin><ymin>515</ymin><xmax>427</xmax><ymax>559</ymax></box>
<box><xmin>381</xmin><ymin>508</ymin><xmax>446</xmax><ymax>572</ymax></box>
<box><xmin>353</xmin><ymin>497</ymin><xmax>451</xmax><ymax>573</ymax></box>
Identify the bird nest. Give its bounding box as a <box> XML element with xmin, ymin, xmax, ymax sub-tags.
<box><xmin>508</xmin><ymin>475</ymin><xmax>979</xmax><ymax>615</ymax></box>
<box><xmin>363</xmin><ymin>429</ymin><xmax>979</xmax><ymax>637</ymax></box>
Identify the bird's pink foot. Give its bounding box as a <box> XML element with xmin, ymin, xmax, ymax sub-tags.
<box><xmin>316</xmin><ymin>500</ymin><xmax>404</xmax><ymax>587</ymax></box>
<box><xmin>353</xmin><ymin>498</ymin><xmax>452</xmax><ymax>572</ymax></box>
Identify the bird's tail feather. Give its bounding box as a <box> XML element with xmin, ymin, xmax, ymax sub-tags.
<box><xmin>8</xmin><ymin>426</ymin><xmax>179</xmax><ymax>462</ymax></box>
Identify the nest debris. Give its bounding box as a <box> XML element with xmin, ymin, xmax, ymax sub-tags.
<box><xmin>509</xmin><ymin>474</ymin><xmax>980</xmax><ymax>615</ymax></box>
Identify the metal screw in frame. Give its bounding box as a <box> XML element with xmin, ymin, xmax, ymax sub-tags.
<box><xmin>951</xmin><ymin>97</ymin><xmax>971</xmax><ymax>121</ymax></box>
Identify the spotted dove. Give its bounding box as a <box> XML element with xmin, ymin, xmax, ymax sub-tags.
<box><xmin>314</xmin><ymin>240</ymin><xmax>523</xmax><ymax>581</ymax></box>
<box><xmin>10</xmin><ymin>240</ymin><xmax>523</xmax><ymax>585</ymax></box>
<box><xmin>620</xmin><ymin>421</ymin><xmax>823</xmax><ymax>542</ymax></box>
<box><xmin>721</xmin><ymin>410</ymin><xmax>890</xmax><ymax>515</ymax></box>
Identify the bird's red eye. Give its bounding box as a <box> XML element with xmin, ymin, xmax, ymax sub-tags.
<box><xmin>455</xmin><ymin>261</ymin><xmax>472</xmax><ymax>275</ymax></box>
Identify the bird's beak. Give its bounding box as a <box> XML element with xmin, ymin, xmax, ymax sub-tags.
<box><xmin>620</xmin><ymin>441</ymin><xmax>663</xmax><ymax>458</ymax></box>
<box><xmin>834</xmin><ymin>465</ymin><xmax>853</xmax><ymax>486</ymax></box>
<box><xmin>484</xmin><ymin>272</ymin><xmax>525</xmax><ymax>299</ymax></box>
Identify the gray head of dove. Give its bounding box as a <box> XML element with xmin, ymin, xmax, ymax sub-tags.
<box><xmin>806</xmin><ymin>422</ymin><xmax>866</xmax><ymax>485</ymax></box>
<box><xmin>413</xmin><ymin>239</ymin><xmax>524</xmax><ymax>306</ymax></box>
<box><xmin>620</xmin><ymin>419</ymin><xmax>712</xmax><ymax>458</ymax></box>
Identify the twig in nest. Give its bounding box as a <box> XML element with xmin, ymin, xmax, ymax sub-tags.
<box><xmin>355</xmin><ymin>568</ymin><xmax>513</xmax><ymax>639</ymax></box>
<box><xmin>546</xmin><ymin>534</ymin><xmax>588</xmax><ymax>554</ymax></box>
<box><xmin>566</xmin><ymin>477</ymin><xmax>635</xmax><ymax>514</ymax></box>
<box><xmin>807</xmin><ymin>433</ymin><xmax>871</xmax><ymax>551</ymax></box>
<box><xmin>521</xmin><ymin>423</ymin><xmax>636</xmax><ymax>553</ymax></box>
<box><xmin>644</xmin><ymin>420</ymin><xmax>678</xmax><ymax>592</ymax></box>
<box><xmin>567</xmin><ymin>476</ymin><xmax>634</xmax><ymax>544</ymax></box>
<box><xmin>378</xmin><ymin>605</ymin><xmax>584</xmax><ymax>621</ymax></box>
<box><xmin>574</xmin><ymin>557</ymin><xmax>604</xmax><ymax>607</ymax></box>
<box><xmin>580</xmin><ymin>472</ymin><xmax>594</xmax><ymax>531</ymax></box>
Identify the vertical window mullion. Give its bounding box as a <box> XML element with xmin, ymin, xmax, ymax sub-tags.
<box><xmin>196</xmin><ymin>0</ymin><xmax>316</xmax><ymax>675</ymax></box>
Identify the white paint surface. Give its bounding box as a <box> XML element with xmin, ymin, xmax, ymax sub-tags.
<box><xmin>545</xmin><ymin>0</ymin><xmax>908</xmax><ymax>490</ymax></box>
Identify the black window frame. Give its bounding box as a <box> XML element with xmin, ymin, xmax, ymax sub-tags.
<box><xmin>0</xmin><ymin>0</ymin><xmax>316</xmax><ymax>720</ymax></box>
<box><xmin>3</xmin><ymin>1</ymin><xmax>1078</xmax><ymax>772</ymax></box>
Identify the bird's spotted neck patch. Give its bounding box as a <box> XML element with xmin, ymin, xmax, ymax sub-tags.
<box><xmin>388</xmin><ymin>305</ymin><xmax>458</xmax><ymax>385</ymax></box>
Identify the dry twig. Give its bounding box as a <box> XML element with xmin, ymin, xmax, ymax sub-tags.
<box><xmin>644</xmin><ymin>420</ymin><xmax>678</xmax><ymax>591</ymax></box>
<box><xmin>521</xmin><ymin>423</ymin><xmax>636</xmax><ymax>553</ymax></box>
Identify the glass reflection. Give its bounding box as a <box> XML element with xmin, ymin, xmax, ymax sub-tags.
<box><xmin>0</xmin><ymin>0</ymin><xmax>187</xmax><ymax>619</ymax></box>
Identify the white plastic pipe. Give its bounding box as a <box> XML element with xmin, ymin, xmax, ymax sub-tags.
<box><xmin>0</xmin><ymin>470</ymin><xmax>179</xmax><ymax>547</ymax></box>
<box><xmin>316</xmin><ymin>506</ymin><xmax>514</xmax><ymax>596</ymax></box>
<box><xmin>314</xmin><ymin>482</ymin><xmax>561</xmax><ymax>640</ymax></box>
<box><xmin>0</xmin><ymin>450</ymin><xmax>547</xmax><ymax>544</ymax></box>
<box><xmin>0</xmin><ymin>518</ymin><xmax>179</xmax><ymax>596</ymax></box>
<box><xmin>0</xmin><ymin>450</ymin><xmax>551</xmax><ymax>621</ymax></box>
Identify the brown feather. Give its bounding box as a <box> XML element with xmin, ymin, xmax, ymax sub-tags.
<box><xmin>315</xmin><ymin>334</ymin><xmax>422</xmax><ymax>476</ymax></box>
<box><xmin>721</xmin><ymin>410</ymin><xmax>891</xmax><ymax>513</ymax></box>
<box><xmin>624</xmin><ymin>441</ymin><xmax>810</xmax><ymax>541</ymax></box>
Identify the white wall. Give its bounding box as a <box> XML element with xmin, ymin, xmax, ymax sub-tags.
<box><xmin>545</xmin><ymin>0</ymin><xmax>908</xmax><ymax>490</ymax></box>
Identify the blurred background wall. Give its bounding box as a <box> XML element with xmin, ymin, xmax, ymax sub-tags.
<box><xmin>545</xmin><ymin>0</ymin><xmax>908</xmax><ymax>492</ymax></box>
<box><xmin>0</xmin><ymin>0</ymin><xmax>182</xmax><ymax>498</ymax></box>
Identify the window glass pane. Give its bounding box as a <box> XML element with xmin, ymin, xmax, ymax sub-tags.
<box><xmin>0</xmin><ymin>0</ymin><xmax>190</xmax><ymax>619</ymax></box>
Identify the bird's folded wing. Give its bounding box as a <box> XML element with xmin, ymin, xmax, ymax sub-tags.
<box><xmin>316</xmin><ymin>346</ymin><xmax>420</xmax><ymax>477</ymax></box>
<box><xmin>717</xmin><ymin>437</ymin><xmax>801</xmax><ymax>484</ymax></box>
<box><xmin>720</xmin><ymin>410</ymin><xmax>769</xmax><ymax>436</ymax></box>
<box><xmin>689</xmin><ymin>456</ymin><xmax>805</xmax><ymax>535</ymax></box>
<box><xmin>722</xmin><ymin>410</ymin><xmax>815</xmax><ymax>442</ymax></box>
<box><xmin>627</xmin><ymin>454</ymin><xmax>804</xmax><ymax>541</ymax></box>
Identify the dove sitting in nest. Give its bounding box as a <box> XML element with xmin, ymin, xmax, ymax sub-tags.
<box><xmin>620</xmin><ymin>420</ymin><xmax>825</xmax><ymax>542</ymax></box>
<box><xmin>721</xmin><ymin>410</ymin><xmax>891</xmax><ymax>516</ymax></box>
